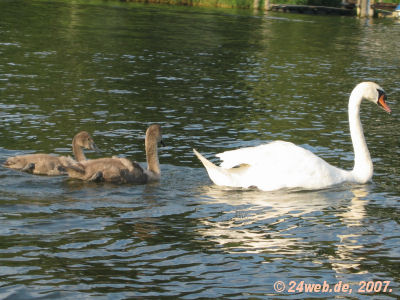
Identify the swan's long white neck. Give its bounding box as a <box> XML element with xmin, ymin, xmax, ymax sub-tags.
<box><xmin>348</xmin><ymin>87</ymin><xmax>373</xmax><ymax>183</ymax></box>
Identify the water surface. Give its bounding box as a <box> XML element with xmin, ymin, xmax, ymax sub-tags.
<box><xmin>0</xmin><ymin>0</ymin><xmax>399</xmax><ymax>299</ymax></box>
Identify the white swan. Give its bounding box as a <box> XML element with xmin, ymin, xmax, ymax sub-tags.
<box><xmin>194</xmin><ymin>82</ymin><xmax>391</xmax><ymax>191</ymax></box>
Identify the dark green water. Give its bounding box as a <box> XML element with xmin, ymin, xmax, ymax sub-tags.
<box><xmin>0</xmin><ymin>0</ymin><xmax>399</xmax><ymax>299</ymax></box>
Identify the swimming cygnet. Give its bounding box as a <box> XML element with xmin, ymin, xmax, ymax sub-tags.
<box><xmin>4</xmin><ymin>131</ymin><xmax>99</xmax><ymax>176</ymax></box>
<box><xmin>64</xmin><ymin>124</ymin><xmax>164</xmax><ymax>184</ymax></box>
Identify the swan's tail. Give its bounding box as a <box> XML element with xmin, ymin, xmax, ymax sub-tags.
<box><xmin>58</xmin><ymin>156</ymin><xmax>86</xmax><ymax>179</ymax></box>
<box><xmin>58</xmin><ymin>156</ymin><xmax>76</xmax><ymax>167</ymax></box>
<box><xmin>193</xmin><ymin>149</ymin><xmax>238</xmax><ymax>187</ymax></box>
<box><xmin>3</xmin><ymin>156</ymin><xmax>22</xmax><ymax>169</ymax></box>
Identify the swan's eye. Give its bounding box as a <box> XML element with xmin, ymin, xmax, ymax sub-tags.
<box><xmin>377</xmin><ymin>89</ymin><xmax>386</xmax><ymax>100</ymax></box>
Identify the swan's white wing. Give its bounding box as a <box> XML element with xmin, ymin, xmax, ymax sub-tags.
<box><xmin>216</xmin><ymin>141</ymin><xmax>298</xmax><ymax>168</ymax></box>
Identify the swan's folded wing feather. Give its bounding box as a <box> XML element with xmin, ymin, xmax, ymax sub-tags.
<box><xmin>216</xmin><ymin>141</ymin><xmax>294</xmax><ymax>169</ymax></box>
<box><xmin>64</xmin><ymin>162</ymin><xmax>86</xmax><ymax>174</ymax></box>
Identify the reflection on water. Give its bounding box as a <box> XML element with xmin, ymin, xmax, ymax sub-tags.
<box><xmin>198</xmin><ymin>186</ymin><xmax>333</xmax><ymax>254</ymax></box>
<box><xmin>197</xmin><ymin>186</ymin><xmax>370</xmax><ymax>257</ymax></box>
<box><xmin>0</xmin><ymin>0</ymin><xmax>399</xmax><ymax>299</ymax></box>
<box><xmin>333</xmin><ymin>188</ymin><xmax>369</xmax><ymax>274</ymax></box>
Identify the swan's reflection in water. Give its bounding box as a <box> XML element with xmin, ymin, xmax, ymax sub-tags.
<box><xmin>333</xmin><ymin>188</ymin><xmax>369</xmax><ymax>274</ymax></box>
<box><xmin>197</xmin><ymin>185</ymin><xmax>370</xmax><ymax>274</ymax></box>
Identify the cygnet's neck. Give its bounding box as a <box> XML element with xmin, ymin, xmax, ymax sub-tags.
<box><xmin>145</xmin><ymin>133</ymin><xmax>160</xmax><ymax>180</ymax></box>
<box><xmin>72</xmin><ymin>138</ymin><xmax>86</xmax><ymax>162</ymax></box>
<box><xmin>348</xmin><ymin>87</ymin><xmax>373</xmax><ymax>183</ymax></box>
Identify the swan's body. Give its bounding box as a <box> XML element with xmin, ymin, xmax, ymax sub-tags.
<box><xmin>4</xmin><ymin>131</ymin><xmax>98</xmax><ymax>176</ymax></box>
<box><xmin>194</xmin><ymin>82</ymin><xmax>391</xmax><ymax>191</ymax></box>
<box><xmin>65</xmin><ymin>124</ymin><xmax>164</xmax><ymax>184</ymax></box>
<box><xmin>194</xmin><ymin>142</ymin><xmax>350</xmax><ymax>191</ymax></box>
<box><xmin>65</xmin><ymin>157</ymin><xmax>147</xmax><ymax>184</ymax></box>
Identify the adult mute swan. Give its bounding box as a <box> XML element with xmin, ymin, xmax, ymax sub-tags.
<box><xmin>4</xmin><ymin>131</ymin><xmax>99</xmax><ymax>176</ymax></box>
<box><xmin>64</xmin><ymin>124</ymin><xmax>164</xmax><ymax>184</ymax></box>
<box><xmin>194</xmin><ymin>82</ymin><xmax>391</xmax><ymax>191</ymax></box>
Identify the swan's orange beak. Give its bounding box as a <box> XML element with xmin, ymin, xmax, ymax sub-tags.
<box><xmin>378</xmin><ymin>94</ymin><xmax>391</xmax><ymax>114</ymax></box>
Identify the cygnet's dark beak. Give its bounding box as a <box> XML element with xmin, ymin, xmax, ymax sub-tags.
<box><xmin>90</xmin><ymin>142</ymin><xmax>102</xmax><ymax>153</ymax></box>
